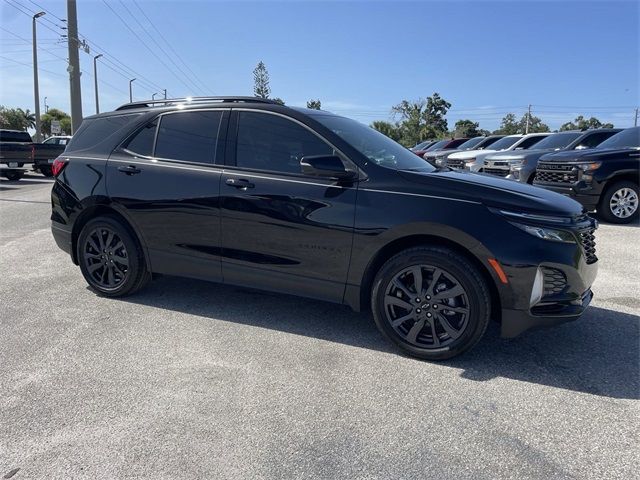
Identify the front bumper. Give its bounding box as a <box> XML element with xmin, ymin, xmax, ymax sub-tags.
<box><xmin>534</xmin><ymin>183</ymin><xmax>600</xmax><ymax>211</ymax></box>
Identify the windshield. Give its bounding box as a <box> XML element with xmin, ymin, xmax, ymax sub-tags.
<box><xmin>484</xmin><ymin>136</ymin><xmax>521</xmax><ymax>150</ymax></box>
<box><xmin>595</xmin><ymin>127</ymin><xmax>640</xmax><ymax>150</ymax></box>
<box><xmin>476</xmin><ymin>136</ymin><xmax>502</xmax><ymax>149</ymax></box>
<box><xmin>413</xmin><ymin>140</ymin><xmax>431</xmax><ymax>150</ymax></box>
<box><xmin>424</xmin><ymin>139</ymin><xmax>449</xmax><ymax>152</ymax></box>
<box><xmin>531</xmin><ymin>132</ymin><xmax>582</xmax><ymax>150</ymax></box>
<box><xmin>456</xmin><ymin>137</ymin><xmax>486</xmax><ymax>150</ymax></box>
<box><xmin>315</xmin><ymin>115</ymin><xmax>435</xmax><ymax>171</ymax></box>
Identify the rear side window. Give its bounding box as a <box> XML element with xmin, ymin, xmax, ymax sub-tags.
<box><xmin>517</xmin><ymin>136</ymin><xmax>546</xmax><ymax>149</ymax></box>
<box><xmin>575</xmin><ymin>131</ymin><xmax>618</xmax><ymax>149</ymax></box>
<box><xmin>66</xmin><ymin>114</ymin><xmax>139</xmax><ymax>152</ymax></box>
<box><xmin>155</xmin><ymin>111</ymin><xmax>223</xmax><ymax>164</ymax></box>
<box><xmin>236</xmin><ymin>111</ymin><xmax>333</xmax><ymax>174</ymax></box>
<box><xmin>124</xmin><ymin>120</ymin><xmax>157</xmax><ymax>157</ymax></box>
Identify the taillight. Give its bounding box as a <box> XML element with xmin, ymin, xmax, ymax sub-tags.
<box><xmin>51</xmin><ymin>157</ymin><xmax>68</xmax><ymax>176</ymax></box>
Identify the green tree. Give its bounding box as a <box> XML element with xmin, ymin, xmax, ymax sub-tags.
<box><xmin>272</xmin><ymin>97</ymin><xmax>285</xmax><ymax>105</ymax></box>
<box><xmin>559</xmin><ymin>115</ymin><xmax>614</xmax><ymax>131</ymax></box>
<box><xmin>253</xmin><ymin>61</ymin><xmax>271</xmax><ymax>99</ymax></box>
<box><xmin>0</xmin><ymin>106</ymin><xmax>35</xmax><ymax>130</ymax></box>
<box><xmin>41</xmin><ymin>108</ymin><xmax>72</xmax><ymax>136</ymax></box>
<box><xmin>306</xmin><ymin>99</ymin><xmax>321</xmax><ymax>110</ymax></box>
<box><xmin>454</xmin><ymin>119</ymin><xmax>481</xmax><ymax>138</ymax></box>
<box><xmin>494</xmin><ymin>113</ymin><xmax>519</xmax><ymax>135</ymax></box>
<box><xmin>391</xmin><ymin>92</ymin><xmax>451</xmax><ymax>146</ymax></box>
<box><xmin>520</xmin><ymin>113</ymin><xmax>550</xmax><ymax>133</ymax></box>
<box><xmin>371</xmin><ymin>120</ymin><xmax>402</xmax><ymax>142</ymax></box>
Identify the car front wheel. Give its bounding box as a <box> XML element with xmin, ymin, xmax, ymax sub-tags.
<box><xmin>371</xmin><ymin>246</ymin><xmax>491</xmax><ymax>360</ymax></box>
<box><xmin>599</xmin><ymin>181</ymin><xmax>639</xmax><ymax>224</ymax></box>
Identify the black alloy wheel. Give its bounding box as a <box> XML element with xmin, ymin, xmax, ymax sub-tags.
<box><xmin>78</xmin><ymin>216</ymin><xmax>150</xmax><ymax>297</ymax></box>
<box><xmin>372</xmin><ymin>247</ymin><xmax>490</xmax><ymax>360</ymax></box>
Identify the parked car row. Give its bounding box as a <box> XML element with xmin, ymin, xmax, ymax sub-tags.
<box><xmin>0</xmin><ymin>129</ymin><xmax>72</xmax><ymax>180</ymax></box>
<box><xmin>420</xmin><ymin>127</ymin><xmax>638</xmax><ymax>224</ymax></box>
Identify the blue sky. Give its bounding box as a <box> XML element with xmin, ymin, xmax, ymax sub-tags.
<box><xmin>1</xmin><ymin>0</ymin><xmax>638</xmax><ymax>131</ymax></box>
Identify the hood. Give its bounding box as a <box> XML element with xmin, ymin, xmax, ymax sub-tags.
<box><xmin>448</xmin><ymin>148</ymin><xmax>497</xmax><ymax>160</ymax></box>
<box><xmin>483</xmin><ymin>149</ymin><xmax>553</xmax><ymax>163</ymax></box>
<box><xmin>397</xmin><ymin>169</ymin><xmax>583</xmax><ymax>216</ymax></box>
<box><xmin>539</xmin><ymin>147</ymin><xmax>639</xmax><ymax>163</ymax></box>
<box><xmin>424</xmin><ymin>148</ymin><xmax>456</xmax><ymax>159</ymax></box>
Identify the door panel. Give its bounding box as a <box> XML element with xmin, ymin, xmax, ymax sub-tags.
<box><xmin>105</xmin><ymin>110</ymin><xmax>228</xmax><ymax>281</ymax></box>
<box><xmin>220</xmin><ymin>110</ymin><xmax>357</xmax><ymax>302</ymax></box>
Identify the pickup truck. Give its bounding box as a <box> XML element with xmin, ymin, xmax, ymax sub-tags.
<box><xmin>533</xmin><ymin>127</ymin><xmax>640</xmax><ymax>224</ymax></box>
<box><xmin>0</xmin><ymin>130</ymin><xmax>69</xmax><ymax>180</ymax></box>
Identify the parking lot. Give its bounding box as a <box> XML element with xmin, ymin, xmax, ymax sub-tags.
<box><xmin>0</xmin><ymin>174</ymin><xmax>638</xmax><ymax>479</ymax></box>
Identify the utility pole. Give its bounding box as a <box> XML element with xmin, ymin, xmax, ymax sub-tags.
<box><xmin>93</xmin><ymin>54</ymin><xmax>103</xmax><ymax>114</ymax></box>
<box><xmin>525</xmin><ymin>104</ymin><xmax>532</xmax><ymax>134</ymax></box>
<box><xmin>32</xmin><ymin>11</ymin><xmax>45</xmax><ymax>142</ymax></box>
<box><xmin>163</xmin><ymin>89</ymin><xmax>167</xmax><ymax>99</ymax></box>
<box><xmin>67</xmin><ymin>0</ymin><xmax>82</xmax><ymax>133</ymax></box>
<box><xmin>129</xmin><ymin>78</ymin><xmax>136</xmax><ymax>102</ymax></box>
<box><xmin>635</xmin><ymin>108</ymin><xmax>638</xmax><ymax>127</ymax></box>
<box><xmin>44</xmin><ymin>96</ymin><xmax>48</xmax><ymax>113</ymax></box>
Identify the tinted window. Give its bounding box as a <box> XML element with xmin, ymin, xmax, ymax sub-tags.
<box><xmin>236</xmin><ymin>111</ymin><xmax>333</xmax><ymax>174</ymax></box>
<box><xmin>447</xmin><ymin>138</ymin><xmax>469</xmax><ymax>148</ymax></box>
<box><xmin>485</xmin><ymin>136</ymin><xmax>521</xmax><ymax>150</ymax></box>
<box><xmin>595</xmin><ymin>127</ymin><xmax>640</xmax><ymax>150</ymax></box>
<box><xmin>0</xmin><ymin>130</ymin><xmax>31</xmax><ymax>142</ymax></box>
<box><xmin>67</xmin><ymin>114</ymin><xmax>139</xmax><ymax>152</ymax></box>
<box><xmin>314</xmin><ymin>114</ymin><xmax>435</xmax><ymax>172</ymax></box>
<box><xmin>531</xmin><ymin>132</ymin><xmax>582</xmax><ymax>150</ymax></box>
<box><xmin>575</xmin><ymin>131</ymin><xmax>619</xmax><ymax>149</ymax></box>
<box><xmin>517</xmin><ymin>135</ymin><xmax>547</xmax><ymax>149</ymax></box>
<box><xmin>424</xmin><ymin>140</ymin><xmax>449</xmax><ymax>151</ymax></box>
<box><xmin>476</xmin><ymin>136</ymin><xmax>502</xmax><ymax>149</ymax></box>
<box><xmin>124</xmin><ymin>120</ymin><xmax>157</xmax><ymax>157</ymax></box>
<box><xmin>155</xmin><ymin>111</ymin><xmax>222</xmax><ymax>164</ymax></box>
<box><xmin>456</xmin><ymin>137</ymin><xmax>486</xmax><ymax>150</ymax></box>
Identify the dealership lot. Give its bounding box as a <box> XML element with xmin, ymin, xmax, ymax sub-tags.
<box><xmin>1</xmin><ymin>175</ymin><xmax>638</xmax><ymax>479</ymax></box>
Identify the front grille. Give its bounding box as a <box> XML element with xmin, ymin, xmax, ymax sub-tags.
<box><xmin>446</xmin><ymin>158</ymin><xmax>466</xmax><ymax>169</ymax></box>
<box><xmin>541</xmin><ymin>267</ymin><xmax>567</xmax><ymax>296</ymax></box>
<box><xmin>579</xmin><ymin>228</ymin><xmax>597</xmax><ymax>264</ymax></box>
<box><xmin>535</xmin><ymin>163</ymin><xmax>579</xmax><ymax>184</ymax></box>
<box><xmin>484</xmin><ymin>167</ymin><xmax>509</xmax><ymax>177</ymax></box>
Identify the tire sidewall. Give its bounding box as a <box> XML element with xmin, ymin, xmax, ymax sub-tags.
<box><xmin>77</xmin><ymin>216</ymin><xmax>143</xmax><ymax>297</ymax></box>
<box><xmin>600</xmin><ymin>181</ymin><xmax>639</xmax><ymax>224</ymax></box>
<box><xmin>371</xmin><ymin>248</ymin><xmax>490</xmax><ymax>360</ymax></box>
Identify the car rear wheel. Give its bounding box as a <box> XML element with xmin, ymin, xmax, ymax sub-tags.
<box><xmin>371</xmin><ymin>246</ymin><xmax>491</xmax><ymax>360</ymax></box>
<box><xmin>39</xmin><ymin>166</ymin><xmax>54</xmax><ymax>177</ymax></box>
<box><xmin>599</xmin><ymin>181</ymin><xmax>639</xmax><ymax>224</ymax></box>
<box><xmin>77</xmin><ymin>216</ymin><xmax>150</xmax><ymax>297</ymax></box>
<box><xmin>2</xmin><ymin>171</ymin><xmax>25</xmax><ymax>181</ymax></box>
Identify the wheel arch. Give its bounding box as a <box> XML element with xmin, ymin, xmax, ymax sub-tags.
<box><xmin>354</xmin><ymin>234</ymin><xmax>502</xmax><ymax>322</ymax></box>
<box><xmin>71</xmin><ymin>204</ymin><xmax>150</xmax><ymax>270</ymax></box>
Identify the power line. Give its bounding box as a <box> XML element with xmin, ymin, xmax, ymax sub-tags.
<box><xmin>131</xmin><ymin>0</ymin><xmax>210</xmax><ymax>94</ymax></box>
<box><xmin>117</xmin><ymin>0</ymin><xmax>205</xmax><ymax>95</ymax></box>
<box><xmin>101</xmin><ymin>0</ymin><xmax>196</xmax><ymax>95</ymax></box>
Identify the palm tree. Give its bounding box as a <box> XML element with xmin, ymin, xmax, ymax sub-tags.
<box><xmin>20</xmin><ymin>108</ymin><xmax>36</xmax><ymax>129</ymax></box>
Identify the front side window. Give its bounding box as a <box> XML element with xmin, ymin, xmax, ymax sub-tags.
<box><xmin>595</xmin><ymin>128</ymin><xmax>639</xmax><ymax>150</ymax></box>
<box><xmin>532</xmin><ymin>132</ymin><xmax>582</xmax><ymax>150</ymax></box>
<box><xmin>516</xmin><ymin>135</ymin><xmax>547</xmax><ymax>149</ymax></box>
<box><xmin>575</xmin><ymin>131</ymin><xmax>618</xmax><ymax>149</ymax></box>
<box><xmin>236</xmin><ymin>111</ymin><xmax>333</xmax><ymax>174</ymax></box>
<box><xmin>155</xmin><ymin>111</ymin><xmax>223</xmax><ymax>164</ymax></box>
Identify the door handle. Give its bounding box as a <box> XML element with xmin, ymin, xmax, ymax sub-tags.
<box><xmin>225</xmin><ymin>178</ymin><xmax>255</xmax><ymax>189</ymax></box>
<box><xmin>117</xmin><ymin>165</ymin><xmax>141</xmax><ymax>175</ymax></box>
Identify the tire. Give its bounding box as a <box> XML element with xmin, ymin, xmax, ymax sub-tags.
<box><xmin>371</xmin><ymin>246</ymin><xmax>491</xmax><ymax>360</ymax></box>
<box><xmin>40</xmin><ymin>166</ymin><xmax>54</xmax><ymax>177</ymax></box>
<box><xmin>598</xmin><ymin>181</ymin><xmax>639</xmax><ymax>224</ymax></box>
<box><xmin>77</xmin><ymin>216</ymin><xmax>150</xmax><ymax>297</ymax></box>
<box><xmin>2</xmin><ymin>171</ymin><xmax>25</xmax><ymax>181</ymax></box>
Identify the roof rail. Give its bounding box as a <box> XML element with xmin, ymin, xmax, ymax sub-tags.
<box><xmin>115</xmin><ymin>96</ymin><xmax>278</xmax><ymax>111</ymax></box>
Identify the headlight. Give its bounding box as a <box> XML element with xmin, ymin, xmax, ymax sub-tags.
<box><xmin>577</xmin><ymin>161</ymin><xmax>601</xmax><ymax>172</ymax></box>
<box><xmin>512</xmin><ymin>222</ymin><xmax>576</xmax><ymax>243</ymax></box>
<box><xmin>435</xmin><ymin>159</ymin><xmax>443</xmax><ymax>165</ymax></box>
<box><xmin>465</xmin><ymin>158</ymin><xmax>477</xmax><ymax>166</ymax></box>
<box><xmin>509</xmin><ymin>159</ymin><xmax>525</xmax><ymax>171</ymax></box>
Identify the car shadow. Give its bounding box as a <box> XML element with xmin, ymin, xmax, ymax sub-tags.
<box><xmin>0</xmin><ymin>178</ymin><xmax>54</xmax><ymax>186</ymax></box>
<box><xmin>119</xmin><ymin>275</ymin><xmax>639</xmax><ymax>400</ymax></box>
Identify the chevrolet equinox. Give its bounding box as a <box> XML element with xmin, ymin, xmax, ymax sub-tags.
<box><xmin>51</xmin><ymin>97</ymin><xmax>598</xmax><ymax>360</ymax></box>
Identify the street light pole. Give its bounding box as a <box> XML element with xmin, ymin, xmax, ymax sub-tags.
<box><xmin>32</xmin><ymin>11</ymin><xmax>46</xmax><ymax>142</ymax></box>
<box><xmin>129</xmin><ymin>78</ymin><xmax>136</xmax><ymax>103</ymax></box>
<box><xmin>163</xmin><ymin>89</ymin><xmax>167</xmax><ymax>99</ymax></box>
<box><xmin>93</xmin><ymin>54</ymin><xmax>103</xmax><ymax>114</ymax></box>
<box><xmin>152</xmin><ymin>93</ymin><xmax>158</xmax><ymax>100</ymax></box>
<box><xmin>44</xmin><ymin>96</ymin><xmax>48</xmax><ymax>113</ymax></box>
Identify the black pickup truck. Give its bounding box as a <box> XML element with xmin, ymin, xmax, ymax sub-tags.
<box><xmin>534</xmin><ymin>127</ymin><xmax>640</xmax><ymax>224</ymax></box>
<box><xmin>0</xmin><ymin>129</ymin><xmax>69</xmax><ymax>180</ymax></box>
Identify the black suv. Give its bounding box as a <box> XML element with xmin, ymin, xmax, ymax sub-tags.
<box><xmin>51</xmin><ymin>97</ymin><xmax>598</xmax><ymax>360</ymax></box>
<box><xmin>534</xmin><ymin>127</ymin><xmax>640</xmax><ymax>224</ymax></box>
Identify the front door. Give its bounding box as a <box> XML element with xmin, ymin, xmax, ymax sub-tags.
<box><xmin>220</xmin><ymin>110</ymin><xmax>357</xmax><ymax>302</ymax></box>
<box><xmin>107</xmin><ymin>109</ymin><xmax>228</xmax><ymax>281</ymax></box>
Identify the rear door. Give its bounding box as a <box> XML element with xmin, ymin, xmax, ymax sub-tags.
<box><xmin>106</xmin><ymin>109</ymin><xmax>228</xmax><ymax>281</ymax></box>
<box><xmin>219</xmin><ymin>109</ymin><xmax>357</xmax><ymax>302</ymax></box>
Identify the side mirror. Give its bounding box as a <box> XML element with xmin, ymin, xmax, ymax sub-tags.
<box><xmin>300</xmin><ymin>155</ymin><xmax>356</xmax><ymax>180</ymax></box>
<box><xmin>575</xmin><ymin>145</ymin><xmax>588</xmax><ymax>150</ymax></box>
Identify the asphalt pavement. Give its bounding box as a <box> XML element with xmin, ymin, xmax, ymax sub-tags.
<box><xmin>1</xmin><ymin>174</ymin><xmax>638</xmax><ymax>479</ymax></box>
